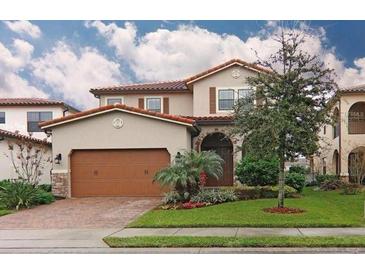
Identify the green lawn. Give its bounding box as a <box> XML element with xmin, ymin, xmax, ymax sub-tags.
<box><xmin>129</xmin><ymin>188</ymin><xmax>365</xmax><ymax>228</ymax></box>
<box><xmin>104</xmin><ymin>235</ymin><xmax>365</xmax><ymax>248</ymax></box>
<box><xmin>0</xmin><ymin>209</ymin><xmax>12</xmax><ymax>217</ymax></box>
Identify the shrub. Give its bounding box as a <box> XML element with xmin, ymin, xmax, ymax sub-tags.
<box><xmin>154</xmin><ymin>151</ymin><xmax>224</xmax><ymax>201</ymax></box>
<box><xmin>341</xmin><ymin>183</ymin><xmax>363</xmax><ymax>195</ymax></box>
<box><xmin>319</xmin><ymin>178</ymin><xmax>344</xmax><ymax>191</ymax></box>
<box><xmin>190</xmin><ymin>189</ymin><xmax>237</xmax><ymax>204</ymax></box>
<box><xmin>233</xmin><ymin>184</ymin><xmax>298</xmax><ymax>200</ymax></box>
<box><xmin>285</xmin><ymin>172</ymin><xmax>306</xmax><ymax>192</ymax></box>
<box><xmin>162</xmin><ymin>191</ymin><xmax>184</xmax><ymax>205</ymax></box>
<box><xmin>38</xmin><ymin>184</ymin><xmax>52</xmax><ymax>192</ymax></box>
<box><xmin>0</xmin><ymin>180</ymin><xmax>55</xmax><ymax>210</ymax></box>
<box><xmin>34</xmin><ymin>189</ymin><xmax>55</xmax><ymax>204</ymax></box>
<box><xmin>316</xmin><ymin>174</ymin><xmax>339</xmax><ymax>185</ymax></box>
<box><xmin>289</xmin><ymin>165</ymin><xmax>308</xmax><ymax>175</ymax></box>
<box><xmin>0</xmin><ymin>180</ymin><xmax>38</xmax><ymax>210</ymax></box>
<box><xmin>235</xmin><ymin>155</ymin><xmax>279</xmax><ymax>186</ymax></box>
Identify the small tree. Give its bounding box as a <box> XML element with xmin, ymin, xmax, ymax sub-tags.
<box><xmin>154</xmin><ymin>150</ymin><xmax>224</xmax><ymax>200</ymax></box>
<box><xmin>348</xmin><ymin>151</ymin><xmax>365</xmax><ymax>185</ymax></box>
<box><xmin>5</xmin><ymin>133</ymin><xmax>51</xmax><ymax>186</ymax></box>
<box><xmin>233</xmin><ymin>30</ymin><xmax>338</xmax><ymax>208</ymax></box>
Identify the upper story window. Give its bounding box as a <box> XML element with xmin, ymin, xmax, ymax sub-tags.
<box><xmin>106</xmin><ymin>97</ymin><xmax>123</xmax><ymax>105</ymax></box>
<box><xmin>0</xmin><ymin>112</ymin><xmax>5</xmax><ymax>124</ymax></box>
<box><xmin>145</xmin><ymin>97</ymin><xmax>162</xmax><ymax>113</ymax></box>
<box><xmin>27</xmin><ymin>112</ymin><xmax>53</xmax><ymax>132</ymax></box>
<box><xmin>218</xmin><ymin>87</ymin><xmax>253</xmax><ymax>111</ymax></box>
<box><xmin>218</xmin><ymin>89</ymin><xmax>235</xmax><ymax>110</ymax></box>
<box><xmin>348</xmin><ymin>102</ymin><xmax>365</xmax><ymax>134</ymax></box>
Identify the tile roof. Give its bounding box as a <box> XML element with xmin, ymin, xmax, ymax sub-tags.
<box><xmin>89</xmin><ymin>59</ymin><xmax>270</xmax><ymax>95</ymax></box>
<box><xmin>0</xmin><ymin>98</ymin><xmax>80</xmax><ymax>112</ymax></box>
<box><xmin>0</xmin><ymin>129</ymin><xmax>51</xmax><ymax>145</ymax></box>
<box><xmin>184</xmin><ymin>116</ymin><xmax>234</xmax><ymax>121</ymax></box>
<box><xmin>185</xmin><ymin>59</ymin><xmax>271</xmax><ymax>84</ymax></box>
<box><xmin>90</xmin><ymin>80</ymin><xmax>188</xmax><ymax>95</ymax></box>
<box><xmin>183</xmin><ymin>115</ymin><xmax>234</xmax><ymax>124</ymax></box>
<box><xmin>40</xmin><ymin>103</ymin><xmax>196</xmax><ymax>128</ymax></box>
<box><xmin>0</xmin><ymin>98</ymin><xmax>64</xmax><ymax>106</ymax></box>
<box><xmin>341</xmin><ymin>84</ymin><xmax>365</xmax><ymax>93</ymax></box>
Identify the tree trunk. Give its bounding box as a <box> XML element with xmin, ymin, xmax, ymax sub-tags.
<box><xmin>277</xmin><ymin>157</ymin><xmax>285</xmax><ymax>208</ymax></box>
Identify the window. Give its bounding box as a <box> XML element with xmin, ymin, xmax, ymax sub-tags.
<box><xmin>27</xmin><ymin>112</ymin><xmax>52</xmax><ymax>132</ymax></box>
<box><xmin>323</xmin><ymin>125</ymin><xmax>326</xmax><ymax>135</ymax></box>
<box><xmin>333</xmin><ymin>108</ymin><xmax>340</xmax><ymax>138</ymax></box>
<box><xmin>0</xmin><ymin>112</ymin><xmax>5</xmax><ymax>124</ymax></box>
<box><xmin>107</xmin><ymin>98</ymin><xmax>123</xmax><ymax>105</ymax></box>
<box><xmin>218</xmin><ymin>87</ymin><xmax>253</xmax><ymax>111</ymax></box>
<box><xmin>218</xmin><ymin>89</ymin><xmax>235</xmax><ymax>110</ymax></box>
<box><xmin>146</xmin><ymin>98</ymin><xmax>162</xmax><ymax>113</ymax></box>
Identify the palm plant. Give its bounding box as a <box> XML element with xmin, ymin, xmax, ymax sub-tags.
<box><xmin>154</xmin><ymin>150</ymin><xmax>224</xmax><ymax>200</ymax></box>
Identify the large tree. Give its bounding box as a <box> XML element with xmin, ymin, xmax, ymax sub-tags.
<box><xmin>233</xmin><ymin>30</ymin><xmax>338</xmax><ymax>208</ymax></box>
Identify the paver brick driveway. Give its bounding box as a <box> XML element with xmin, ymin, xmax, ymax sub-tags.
<box><xmin>0</xmin><ymin>197</ymin><xmax>159</xmax><ymax>229</ymax></box>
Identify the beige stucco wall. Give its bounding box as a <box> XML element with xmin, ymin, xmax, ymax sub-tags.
<box><xmin>192</xmin><ymin>65</ymin><xmax>257</xmax><ymax>117</ymax></box>
<box><xmin>0</xmin><ymin>137</ymin><xmax>52</xmax><ymax>184</ymax></box>
<box><xmin>338</xmin><ymin>94</ymin><xmax>365</xmax><ymax>176</ymax></box>
<box><xmin>99</xmin><ymin>92</ymin><xmax>194</xmax><ymax>116</ymax></box>
<box><xmin>314</xmin><ymin>93</ymin><xmax>365</xmax><ymax>178</ymax></box>
<box><xmin>51</xmin><ymin>110</ymin><xmax>193</xmax><ymax>173</ymax></box>
<box><xmin>314</xmin><ymin>100</ymin><xmax>340</xmax><ymax>175</ymax></box>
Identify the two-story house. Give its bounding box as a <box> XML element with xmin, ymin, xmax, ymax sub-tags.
<box><xmin>313</xmin><ymin>84</ymin><xmax>365</xmax><ymax>182</ymax></box>
<box><xmin>0</xmin><ymin>98</ymin><xmax>78</xmax><ymax>184</ymax></box>
<box><xmin>40</xmin><ymin>59</ymin><xmax>269</xmax><ymax>197</ymax></box>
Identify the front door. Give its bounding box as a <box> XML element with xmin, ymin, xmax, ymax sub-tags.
<box><xmin>201</xmin><ymin>133</ymin><xmax>234</xmax><ymax>186</ymax></box>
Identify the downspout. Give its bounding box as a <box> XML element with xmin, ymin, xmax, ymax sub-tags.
<box><xmin>63</xmin><ymin>107</ymin><xmax>69</xmax><ymax>117</ymax></box>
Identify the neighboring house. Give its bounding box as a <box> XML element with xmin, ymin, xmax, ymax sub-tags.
<box><xmin>40</xmin><ymin>59</ymin><xmax>269</xmax><ymax>197</ymax></box>
<box><xmin>0</xmin><ymin>129</ymin><xmax>52</xmax><ymax>184</ymax></box>
<box><xmin>313</xmin><ymin>84</ymin><xmax>365</xmax><ymax>182</ymax></box>
<box><xmin>0</xmin><ymin>98</ymin><xmax>78</xmax><ymax>139</ymax></box>
<box><xmin>0</xmin><ymin>98</ymin><xmax>78</xmax><ymax>184</ymax></box>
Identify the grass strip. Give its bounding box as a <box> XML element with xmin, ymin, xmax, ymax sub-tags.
<box><xmin>104</xmin><ymin>235</ymin><xmax>365</xmax><ymax>248</ymax></box>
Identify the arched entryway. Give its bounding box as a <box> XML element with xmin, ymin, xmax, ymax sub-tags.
<box><xmin>348</xmin><ymin>146</ymin><xmax>365</xmax><ymax>184</ymax></box>
<box><xmin>332</xmin><ymin>150</ymin><xmax>340</xmax><ymax>175</ymax></box>
<box><xmin>201</xmin><ymin>132</ymin><xmax>233</xmax><ymax>186</ymax></box>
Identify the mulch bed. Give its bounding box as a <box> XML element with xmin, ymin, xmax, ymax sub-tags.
<box><xmin>263</xmin><ymin>207</ymin><xmax>305</xmax><ymax>214</ymax></box>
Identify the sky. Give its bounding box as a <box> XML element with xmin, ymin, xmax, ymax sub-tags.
<box><xmin>1</xmin><ymin>20</ymin><xmax>365</xmax><ymax>110</ymax></box>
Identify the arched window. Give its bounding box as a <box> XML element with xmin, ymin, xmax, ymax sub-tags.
<box><xmin>333</xmin><ymin>108</ymin><xmax>340</xmax><ymax>138</ymax></box>
<box><xmin>348</xmin><ymin>102</ymin><xmax>365</xmax><ymax>134</ymax></box>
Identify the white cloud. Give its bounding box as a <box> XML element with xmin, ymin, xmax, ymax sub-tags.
<box><xmin>31</xmin><ymin>41</ymin><xmax>126</xmax><ymax>109</ymax></box>
<box><xmin>4</xmin><ymin>20</ymin><xmax>41</xmax><ymax>39</ymax></box>
<box><xmin>88</xmin><ymin>21</ymin><xmax>365</xmax><ymax>88</ymax></box>
<box><xmin>0</xmin><ymin>39</ymin><xmax>47</xmax><ymax>98</ymax></box>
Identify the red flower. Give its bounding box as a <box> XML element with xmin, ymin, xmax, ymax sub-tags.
<box><xmin>199</xmin><ymin>171</ymin><xmax>208</xmax><ymax>186</ymax></box>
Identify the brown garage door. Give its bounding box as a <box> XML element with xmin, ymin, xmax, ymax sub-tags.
<box><xmin>71</xmin><ymin>149</ymin><xmax>170</xmax><ymax>197</ymax></box>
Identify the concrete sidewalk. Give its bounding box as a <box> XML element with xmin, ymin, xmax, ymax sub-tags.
<box><xmin>110</xmin><ymin>227</ymin><xmax>365</xmax><ymax>238</ymax></box>
<box><xmin>0</xmin><ymin>228</ymin><xmax>120</xmax><ymax>252</ymax></box>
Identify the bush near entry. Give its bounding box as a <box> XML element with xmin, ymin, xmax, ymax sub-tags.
<box><xmin>235</xmin><ymin>155</ymin><xmax>279</xmax><ymax>186</ymax></box>
<box><xmin>285</xmin><ymin>172</ymin><xmax>306</xmax><ymax>193</ymax></box>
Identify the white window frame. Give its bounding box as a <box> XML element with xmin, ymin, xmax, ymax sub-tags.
<box><xmin>105</xmin><ymin>96</ymin><xmax>124</xmax><ymax>106</ymax></box>
<box><xmin>144</xmin><ymin>96</ymin><xmax>163</xmax><ymax>113</ymax></box>
<box><xmin>216</xmin><ymin>86</ymin><xmax>254</xmax><ymax>113</ymax></box>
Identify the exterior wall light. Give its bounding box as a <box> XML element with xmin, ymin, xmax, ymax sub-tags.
<box><xmin>54</xmin><ymin>153</ymin><xmax>62</xmax><ymax>164</ymax></box>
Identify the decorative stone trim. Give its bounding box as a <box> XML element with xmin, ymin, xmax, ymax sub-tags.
<box><xmin>51</xmin><ymin>172</ymin><xmax>69</xmax><ymax>198</ymax></box>
<box><xmin>194</xmin><ymin>126</ymin><xmax>239</xmax><ymax>152</ymax></box>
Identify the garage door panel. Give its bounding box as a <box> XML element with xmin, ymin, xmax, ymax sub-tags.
<box><xmin>71</xmin><ymin>149</ymin><xmax>169</xmax><ymax>197</ymax></box>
